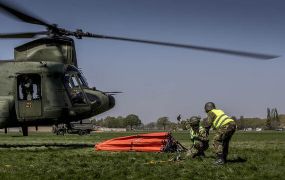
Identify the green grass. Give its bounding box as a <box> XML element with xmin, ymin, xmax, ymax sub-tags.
<box><xmin>0</xmin><ymin>131</ymin><xmax>284</xmax><ymax>179</ymax></box>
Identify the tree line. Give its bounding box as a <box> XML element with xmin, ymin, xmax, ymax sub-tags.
<box><xmin>91</xmin><ymin>109</ymin><xmax>284</xmax><ymax>130</ymax></box>
<box><xmin>92</xmin><ymin>114</ymin><xmax>142</xmax><ymax>130</ymax></box>
<box><xmin>91</xmin><ymin>115</ymin><xmax>178</xmax><ymax>130</ymax></box>
<box><xmin>92</xmin><ymin>115</ymin><xmax>197</xmax><ymax>131</ymax></box>
<box><xmin>234</xmin><ymin>108</ymin><xmax>284</xmax><ymax>130</ymax></box>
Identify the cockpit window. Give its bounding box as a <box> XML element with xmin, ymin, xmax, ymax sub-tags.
<box><xmin>71</xmin><ymin>76</ymin><xmax>79</xmax><ymax>87</ymax></box>
<box><xmin>64</xmin><ymin>73</ymin><xmax>87</xmax><ymax>105</ymax></box>
<box><xmin>65</xmin><ymin>65</ymin><xmax>89</xmax><ymax>87</ymax></box>
<box><xmin>64</xmin><ymin>74</ymin><xmax>76</xmax><ymax>88</ymax></box>
<box><xmin>77</xmin><ymin>72</ymin><xmax>88</xmax><ymax>87</ymax></box>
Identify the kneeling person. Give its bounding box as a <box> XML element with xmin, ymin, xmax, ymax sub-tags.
<box><xmin>187</xmin><ymin>116</ymin><xmax>209</xmax><ymax>158</ymax></box>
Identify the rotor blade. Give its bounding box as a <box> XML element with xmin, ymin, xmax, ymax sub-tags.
<box><xmin>107</xmin><ymin>94</ymin><xmax>118</xmax><ymax>96</ymax></box>
<box><xmin>0</xmin><ymin>1</ymin><xmax>53</xmax><ymax>28</ymax></box>
<box><xmin>0</xmin><ymin>31</ymin><xmax>48</xmax><ymax>38</ymax></box>
<box><xmin>82</xmin><ymin>33</ymin><xmax>279</xmax><ymax>60</ymax></box>
<box><xmin>104</xmin><ymin>91</ymin><xmax>123</xmax><ymax>94</ymax></box>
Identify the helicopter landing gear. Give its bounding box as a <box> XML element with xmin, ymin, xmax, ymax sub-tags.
<box><xmin>21</xmin><ymin>125</ymin><xmax>28</xmax><ymax>136</ymax></box>
<box><xmin>78</xmin><ymin>130</ymin><xmax>87</xmax><ymax>136</ymax></box>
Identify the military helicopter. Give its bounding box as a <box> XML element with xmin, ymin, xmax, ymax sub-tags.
<box><xmin>0</xmin><ymin>1</ymin><xmax>278</xmax><ymax>136</ymax></box>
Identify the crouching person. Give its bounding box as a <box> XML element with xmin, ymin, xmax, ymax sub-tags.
<box><xmin>204</xmin><ymin>102</ymin><xmax>236</xmax><ymax>165</ymax></box>
<box><xmin>186</xmin><ymin>116</ymin><xmax>209</xmax><ymax>158</ymax></box>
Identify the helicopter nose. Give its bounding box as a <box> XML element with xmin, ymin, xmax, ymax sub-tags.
<box><xmin>108</xmin><ymin>95</ymin><xmax>115</xmax><ymax>108</ymax></box>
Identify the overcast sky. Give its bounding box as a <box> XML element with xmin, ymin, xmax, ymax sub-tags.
<box><xmin>0</xmin><ymin>0</ymin><xmax>284</xmax><ymax>123</ymax></box>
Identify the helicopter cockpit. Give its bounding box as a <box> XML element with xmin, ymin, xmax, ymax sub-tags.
<box><xmin>64</xmin><ymin>66</ymin><xmax>89</xmax><ymax>105</ymax></box>
<box><xmin>63</xmin><ymin>65</ymin><xmax>115</xmax><ymax>115</ymax></box>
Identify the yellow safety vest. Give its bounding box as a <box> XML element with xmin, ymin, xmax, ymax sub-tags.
<box><xmin>210</xmin><ymin>109</ymin><xmax>234</xmax><ymax>129</ymax></box>
<box><xmin>190</xmin><ymin>126</ymin><xmax>204</xmax><ymax>140</ymax></box>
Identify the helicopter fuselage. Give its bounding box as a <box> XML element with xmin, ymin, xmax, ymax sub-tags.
<box><xmin>0</xmin><ymin>60</ymin><xmax>115</xmax><ymax>130</ymax></box>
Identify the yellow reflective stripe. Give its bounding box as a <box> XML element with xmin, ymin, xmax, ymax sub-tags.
<box><xmin>219</xmin><ymin>118</ymin><xmax>234</xmax><ymax>128</ymax></box>
<box><xmin>217</xmin><ymin>117</ymin><xmax>228</xmax><ymax>128</ymax></box>
<box><xmin>190</xmin><ymin>130</ymin><xmax>194</xmax><ymax>136</ymax></box>
<box><xmin>190</xmin><ymin>128</ymin><xmax>196</xmax><ymax>138</ymax></box>
<box><xmin>211</xmin><ymin>109</ymin><xmax>234</xmax><ymax>129</ymax></box>
<box><xmin>213</xmin><ymin>114</ymin><xmax>226</xmax><ymax>127</ymax></box>
<box><xmin>216</xmin><ymin>117</ymin><xmax>228</xmax><ymax>128</ymax></box>
<box><xmin>216</xmin><ymin>115</ymin><xmax>229</xmax><ymax>128</ymax></box>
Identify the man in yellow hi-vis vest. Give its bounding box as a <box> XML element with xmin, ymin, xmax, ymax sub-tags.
<box><xmin>204</xmin><ymin>102</ymin><xmax>236</xmax><ymax>165</ymax></box>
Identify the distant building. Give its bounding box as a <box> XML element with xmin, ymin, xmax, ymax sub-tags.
<box><xmin>0</xmin><ymin>126</ymin><xmax>53</xmax><ymax>133</ymax></box>
<box><xmin>245</xmin><ymin>128</ymin><xmax>253</xmax><ymax>131</ymax></box>
<box><xmin>96</xmin><ymin>127</ymin><xmax>127</xmax><ymax>132</ymax></box>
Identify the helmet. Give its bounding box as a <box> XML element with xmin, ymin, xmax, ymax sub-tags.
<box><xmin>204</xmin><ymin>102</ymin><xmax>216</xmax><ymax>113</ymax></box>
<box><xmin>188</xmin><ymin>116</ymin><xmax>201</xmax><ymax>127</ymax></box>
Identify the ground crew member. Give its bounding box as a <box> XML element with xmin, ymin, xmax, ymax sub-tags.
<box><xmin>204</xmin><ymin>102</ymin><xmax>236</xmax><ymax>165</ymax></box>
<box><xmin>186</xmin><ymin>116</ymin><xmax>209</xmax><ymax>158</ymax></box>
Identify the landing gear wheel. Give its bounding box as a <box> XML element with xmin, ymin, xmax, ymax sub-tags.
<box><xmin>56</xmin><ymin>129</ymin><xmax>65</xmax><ymax>136</ymax></box>
<box><xmin>78</xmin><ymin>130</ymin><xmax>86</xmax><ymax>136</ymax></box>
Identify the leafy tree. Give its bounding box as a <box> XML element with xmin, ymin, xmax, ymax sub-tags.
<box><xmin>94</xmin><ymin>118</ymin><xmax>104</xmax><ymax>127</ymax></box>
<box><xmin>125</xmin><ymin>114</ymin><xmax>141</xmax><ymax>130</ymax></box>
<box><xmin>104</xmin><ymin>116</ymin><xmax>117</xmax><ymax>128</ymax></box>
<box><xmin>145</xmin><ymin>122</ymin><xmax>156</xmax><ymax>130</ymax></box>
<box><xmin>116</xmin><ymin>116</ymin><xmax>126</xmax><ymax>128</ymax></box>
<box><xmin>90</xmin><ymin>118</ymin><xmax>97</xmax><ymax>125</ymax></box>
<box><xmin>271</xmin><ymin>108</ymin><xmax>280</xmax><ymax>129</ymax></box>
<box><xmin>136</xmin><ymin>123</ymin><xmax>145</xmax><ymax>130</ymax></box>
<box><xmin>266</xmin><ymin>108</ymin><xmax>272</xmax><ymax>129</ymax></box>
<box><xmin>236</xmin><ymin>116</ymin><xmax>245</xmax><ymax>130</ymax></box>
<box><xmin>157</xmin><ymin>117</ymin><xmax>170</xmax><ymax>130</ymax></box>
<box><xmin>169</xmin><ymin>122</ymin><xmax>178</xmax><ymax>131</ymax></box>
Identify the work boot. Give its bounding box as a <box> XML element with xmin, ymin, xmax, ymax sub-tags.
<box><xmin>192</xmin><ymin>153</ymin><xmax>198</xmax><ymax>159</ymax></box>
<box><xmin>223</xmin><ymin>154</ymin><xmax>228</xmax><ymax>163</ymax></box>
<box><xmin>199</xmin><ymin>152</ymin><xmax>206</xmax><ymax>157</ymax></box>
<box><xmin>214</xmin><ymin>154</ymin><xmax>225</xmax><ymax>165</ymax></box>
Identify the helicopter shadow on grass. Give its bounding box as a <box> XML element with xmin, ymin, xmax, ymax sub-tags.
<box><xmin>10</xmin><ymin>135</ymin><xmax>22</xmax><ymax>137</ymax></box>
<box><xmin>205</xmin><ymin>155</ymin><xmax>247</xmax><ymax>164</ymax></box>
<box><xmin>226</xmin><ymin>157</ymin><xmax>247</xmax><ymax>163</ymax></box>
<box><xmin>0</xmin><ymin>143</ymin><xmax>94</xmax><ymax>149</ymax></box>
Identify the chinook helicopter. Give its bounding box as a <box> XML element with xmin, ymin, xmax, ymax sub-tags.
<box><xmin>0</xmin><ymin>1</ymin><xmax>278</xmax><ymax>136</ymax></box>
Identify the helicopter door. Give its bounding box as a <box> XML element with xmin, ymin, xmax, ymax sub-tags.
<box><xmin>16</xmin><ymin>74</ymin><xmax>42</xmax><ymax>119</ymax></box>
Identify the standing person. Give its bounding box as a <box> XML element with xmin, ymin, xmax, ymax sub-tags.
<box><xmin>21</xmin><ymin>76</ymin><xmax>33</xmax><ymax>100</ymax></box>
<box><xmin>204</xmin><ymin>102</ymin><xmax>236</xmax><ymax>165</ymax></box>
<box><xmin>186</xmin><ymin>116</ymin><xmax>209</xmax><ymax>158</ymax></box>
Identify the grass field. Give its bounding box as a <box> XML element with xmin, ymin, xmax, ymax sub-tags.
<box><xmin>0</xmin><ymin>131</ymin><xmax>284</xmax><ymax>180</ymax></box>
